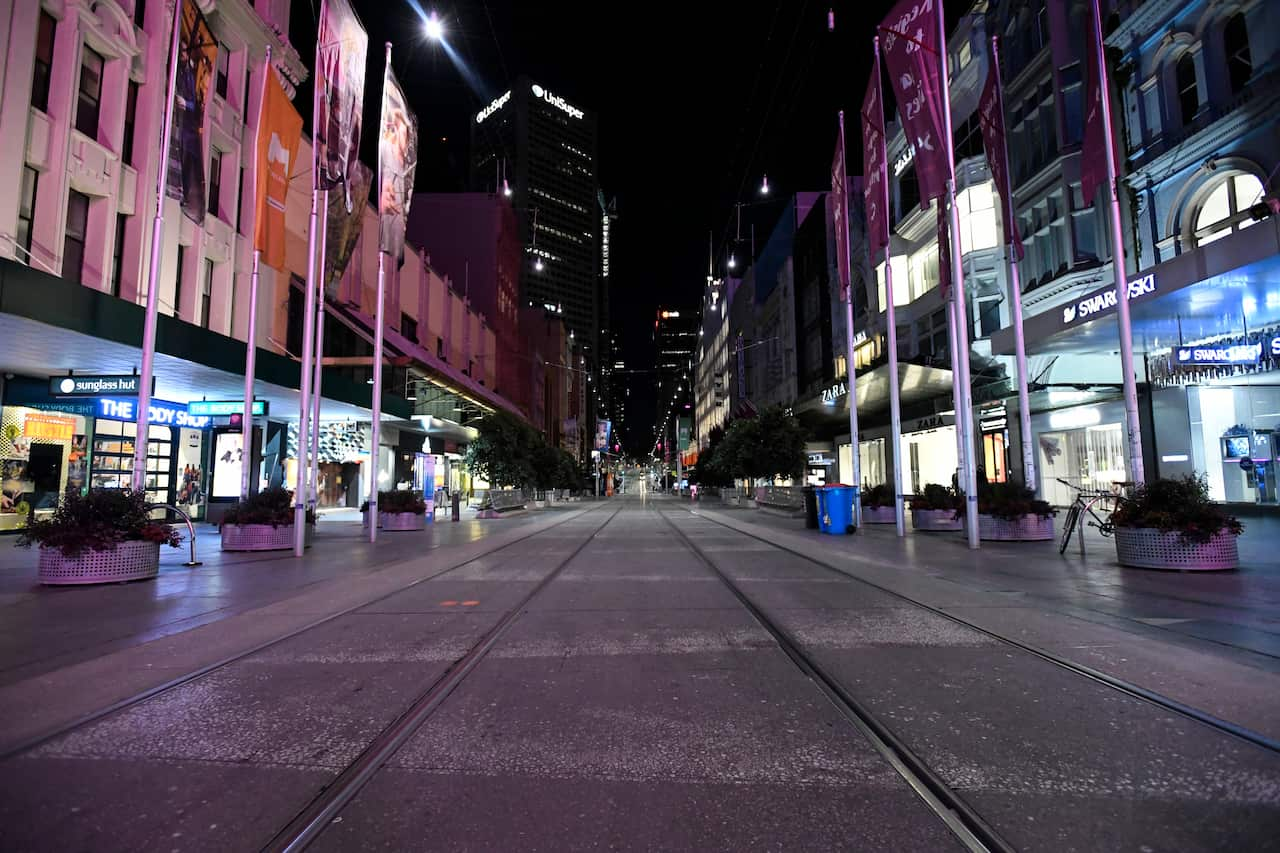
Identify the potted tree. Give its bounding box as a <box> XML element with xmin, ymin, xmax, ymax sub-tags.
<box><xmin>220</xmin><ymin>487</ymin><xmax>315</xmax><ymax>551</ymax></box>
<box><xmin>910</xmin><ymin>483</ymin><xmax>964</xmax><ymax>531</ymax></box>
<box><xmin>1111</xmin><ymin>475</ymin><xmax>1242</xmax><ymax>570</ymax></box>
<box><xmin>19</xmin><ymin>488</ymin><xmax>180</xmax><ymax>585</ymax></box>
<box><xmin>861</xmin><ymin>484</ymin><xmax>897</xmax><ymax>524</ymax></box>
<box><xmin>379</xmin><ymin>489</ymin><xmax>427</xmax><ymax>531</ymax></box>
<box><xmin>976</xmin><ymin>480</ymin><xmax>1055</xmax><ymax>541</ymax></box>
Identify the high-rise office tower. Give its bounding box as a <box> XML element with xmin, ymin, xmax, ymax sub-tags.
<box><xmin>471</xmin><ymin>79</ymin><xmax>602</xmax><ymax>380</ymax></box>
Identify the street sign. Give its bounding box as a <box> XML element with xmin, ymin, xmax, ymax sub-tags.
<box><xmin>187</xmin><ymin>400</ymin><xmax>269</xmax><ymax>416</ymax></box>
<box><xmin>50</xmin><ymin>374</ymin><xmax>151</xmax><ymax>396</ymax></box>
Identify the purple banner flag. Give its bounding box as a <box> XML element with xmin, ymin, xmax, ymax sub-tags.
<box><xmin>937</xmin><ymin>196</ymin><xmax>951</xmax><ymax>301</ymax></box>
<box><xmin>861</xmin><ymin>60</ymin><xmax>890</xmax><ymax>256</ymax></box>
<box><xmin>879</xmin><ymin>0</ymin><xmax>947</xmax><ymax>204</ymax></box>
<box><xmin>978</xmin><ymin>55</ymin><xmax>1023</xmax><ymax>261</ymax></box>
<box><xmin>1080</xmin><ymin>4</ymin><xmax>1106</xmax><ymax>205</ymax></box>
<box><xmin>832</xmin><ymin>114</ymin><xmax>852</xmax><ymax>302</ymax></box>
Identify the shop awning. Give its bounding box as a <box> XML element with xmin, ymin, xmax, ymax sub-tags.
<box><xmin>794</xmin><ymin>362</ymin><xmax>958</xmax><ymax>426</ymax></box>
<box><xmin>990</xmin><ymin>218</ymin><xmax>1280</xmax><ymax>357</ymax></box>
<box><xmin>0</xmin><ymin>259</ymin><xmax>411</xmax><ymax>422</ymax></box>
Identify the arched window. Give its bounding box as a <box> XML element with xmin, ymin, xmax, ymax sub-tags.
<box><xmin>1176</xmin><ymin>54</ymin><xmax>1198</xmax><ymax>124</ymax></box>
<box><xmin>1193</xmin><ymin>172</ymin><xmax>1264</xmax><ymax>246</ymax></box>
<box><xmin>1224</xmin><ymin>13</ymin><xmax>1252</xmax><ymax>95</ymax></box>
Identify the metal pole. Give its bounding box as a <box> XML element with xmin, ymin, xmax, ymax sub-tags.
<box><xmin>370</xmin><ymin>250</ymin><xmax>386</xmax><ymax>542</ymax></box>
<box><xmin>241</xmin><ymin>44</ymin><xmax>271</xmax><ymax>501</ymax></box>
<box><xmin>294</xmin><ymin>45</ymin><xmax>323</xmax><ymax>556</ymax></box>
<box><xmin>1091</xmin><ymin>0</ymin><xmax>1144</xmax><ymax>484</ymax></box>
<box><xmin>837</xmin><ymin>111</ymin><xmax>863</xmax><ymax>529</ymax></box>
<box><xmin>938</xmin><ymin>8</ymin><xmax>980</xmax><ymax>549</ymax></box>
<box><xmin>308</xmin><ymin>191</ymin><xmax>328</xmax><ymax>512</ymax></box>
<box><xmin>873</xmin><ymin>36</ymin><xmax>905</xmax><ymax>537</ymax></box>
<box><xmin>131</xmin><ymin>0</ymin><xmax>183</xmax><ymax>493</ymax></box>
<box><xmin>990</xmin><ymin>36</ymin><xmax>1036</xmax><ymax>491</ymax></box>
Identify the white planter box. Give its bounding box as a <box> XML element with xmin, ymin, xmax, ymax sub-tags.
<box><xmin>38</xmin><ymin>540</ymin><xmax>160</xmax><ymax>585</ymax></box>
<box><xmin>380</xmin><ymin>511</ymin><xmax>425</xmax><ymax>532</ymax></box>
<box><xmin>1114</xmin><ymin>526</ymin><xmax>1239</xmax><ymax>571</ymax></box>
<box><xmin>221</xmin><ymin>523</ymin><xmax>313</xmax><ymax>552</ymax></box>
<box><xmin>979</xmin><ymin>513</ymin><xmax>1055</xmax><ymax>541</ymax></box>
<box><xmin>362</xmin><ymin>510</ymin><xmax>383</xmax><ymax>529</ymax></box>
<box><xmin>911</xmin><ymin>508</ymin><xmax>963</xmax><ymax>531</ymax></box>
<box><xmin>862</xmin><ymin>505</ymin><xmax>897</xmax><ymax>524</ymax></box>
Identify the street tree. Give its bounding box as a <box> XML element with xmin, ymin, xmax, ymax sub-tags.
<box><xmin>465</xmin><ymin>409</ymin><xmax>538</xmax><ymax>489</ymax></box>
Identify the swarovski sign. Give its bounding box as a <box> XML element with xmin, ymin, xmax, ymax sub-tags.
<box><xmin>475</xmin><ymin>90</ymin><xmax>511</xmax><ymax>124</ymax></box>
<box><xmin>1060</xmin><ymin>274</ymin><xmax>1157</xmax><ymax>326</ymax></box>
<box><xmin>1174</xmin><ymin>335</ymin><xmax>1280</xmax><ymax>366</ymax></box>
<box><xmin>530</xmin><ymin>83</ymin><xmax>584</xmax><ymax>119</ymax></box>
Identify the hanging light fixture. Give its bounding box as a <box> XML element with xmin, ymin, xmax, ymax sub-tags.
<box><xmin>727</xmin><ymin>253</ymin><xmax>737</xmax><ymax>270</ymax></box>
<box><xmin>760</xmin><ymin>174</ymin><xmax>770</xmax><ymax>195</ymax></box>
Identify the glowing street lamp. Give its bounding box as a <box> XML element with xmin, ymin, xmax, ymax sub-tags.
<box><xmin>759</xmin><ymin>174</ymin><xmax>770</xmax><ymax>195</ymax></box>
<box><xmin>425</xmin><ymin>13</ymin><xmax>444</xmax><ymax>41</ymax></box>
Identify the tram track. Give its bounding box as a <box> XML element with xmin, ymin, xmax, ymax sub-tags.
<box><xmin>0</xmin><ymin>502</ymin><xmax>610</xmax><ymax>763</ymax></box>
<box><xmin>676</xmin><ymin>504</ymin><xmax>1280</xmax><ymax>756</ymax></box>
<box><xmin>653</xmin><ymin>506</ymin><xmax>1013</xmax><ymax>853</ymax></box>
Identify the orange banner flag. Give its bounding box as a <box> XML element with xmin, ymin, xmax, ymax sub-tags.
<box><xmin>254</xmin><ymin>63</ymin><xmax>302</xmax><ymax>271</ymax></box>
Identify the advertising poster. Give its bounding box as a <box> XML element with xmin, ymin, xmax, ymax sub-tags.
<box><xmin>594</xmin><ymin>419</ymin><xmax>612</xmax><ymax>452</ymax></box>
<box><xmin>212</xmin><ymin>432</ymin><xmax>243</xmax><ymax>499</ymax></box>
<box><xmin>165</xmin><ymin>0</ymin><xmax>217</xmax><ymax>224</ymax></box>
<box><xmin>378</xmin><ymin>64</ymin><xmax>418</xmax><ymax>264</ymax></box>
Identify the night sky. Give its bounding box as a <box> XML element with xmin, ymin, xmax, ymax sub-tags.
<box><xmin>290</xmin><ymin>0</ymin><xmax>917</xmax><ymax>452</ymax></box>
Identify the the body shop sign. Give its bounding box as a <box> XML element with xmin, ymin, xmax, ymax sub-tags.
<box><xmin>1060</xmin><ymin>274</ymin><xmax>1157</xmax><ymax>326</ymax></box>
<box><xmin>97</xmin><ymin>398</ymin><xmax>211</xmax><ymax>429</ymax></box>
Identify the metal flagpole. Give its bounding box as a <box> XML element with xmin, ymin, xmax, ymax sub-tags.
<box><xmin>294</xmin><ymin>21</ymin><xmax>324</xmax><ymax>556</ymax></box>
<box><xmin>990</xmin><ymin>36</ymin><xmax>1036</xmax><ymax>490</ymax></box>
<box><xmin>131</xmin><ymin>0</ymin><xmax>184</xmax><ymax>493</ymax></box>
<box><xmin>369</xmin><ymin>41</ymin><xmax>392</xmax><ymax>544</ymax></box>
<box><xmin>872</xmin><ymin>36</ymin><xmax>906</xmax><ymax>537</ymax></box>
<box><xmin>1091</xmin><ymin>0</ymin><xmax>1144</xmax><ymax>484</ymax></box>
<box><xmin>308</xmin><ymin>192</ymin><xmax>328</xmax><ymax>511</ymax></box>
<box><xmin>836</xmin><ymin>112</ymin><xmax>863</xmax><ymax>529</ymax></box>
<box><xmin>937</xmin><ymin>3</ymin><xmax>981</xmax><ymax>549</ymax></box>
<box><xmin>242</xmin><ymin>44</ymin><xmax>272</xmax><ymax>500</ymax></box>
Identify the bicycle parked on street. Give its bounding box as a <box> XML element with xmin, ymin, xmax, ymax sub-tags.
<box><xmin>1057</xmin><ymin>478</ymin><xmax>1130</xmax><ymax>555</ymax></box>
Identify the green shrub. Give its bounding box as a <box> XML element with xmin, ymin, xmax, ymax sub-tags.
<box><xmin>378</xmin><ymin>489</ymin><xmax>426</xmax><ymax>515</ymax></box>
<box><xmin>18</xmin><ymin>488</ymin><xmax>179</xmax><ymax>557</ymax></box>
<box><xmin>1112</xmin><ymin>475</ymin><xmax>1242</xmax><ymax>544</ymax></box>
<box><xmin>910</xmin><ymin>483</ymin><xmax>965</xmax><ymax>513</ymax></box>
<box><xmin>977</xmin><ymin>479</ymin><xmax>1054</xmax><ymax>521</ymax></box>
<box><xmin>861</xmin><ymin>483</ymin><xmax>894</xmax><ymax>508</ymax></box>
<box><xmin>222</xmin><ymin>487</ymin><xmax>314</xmax><ymax>527</ymax></box>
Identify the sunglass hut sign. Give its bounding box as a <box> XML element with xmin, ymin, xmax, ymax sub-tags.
<box><xmin>1061</xmin><ymin>274</ymin><xmax>1157</xmax><ymax>326</ymax></box>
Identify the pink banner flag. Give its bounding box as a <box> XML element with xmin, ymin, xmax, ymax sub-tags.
<box><xmin>1080</xmin><ymin>3</ymin><xmax>1107</xmax><ymax>205</ymax></box>
<box><xmin>978</xmin><ymin>54</ymin><xmax>1023</xmax><ymax>261</ymax></box>
<box><xmin>861</xmin><ymin>58</ymin><xmax>890</xmax><ymax>256</ymax></box>
<box><xmin>879</xmin><ymin>0</ymin><xmax>947</xmax><ymax>204</ymax></box>
<box><xmin>832</xmin><ymin>113</ymin><xmax>852</xmax><ymax>302</ymax></box>
<box><xmin>937</xmin><ymin>196</ymin><xmax>951</xmax><ymax>301</ymax></box>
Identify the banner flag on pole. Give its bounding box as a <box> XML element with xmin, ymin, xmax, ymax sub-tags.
<box><xmin>253</xmin><ymin>65</ymin><xmax>303</xmax><ymax>272</ymax></box>
<box><xmin>861</xmin><ymin>57</ymin><xmax>890</xmax><ymax>255</ymax></box>
<box><xmin>831</xmin><ymin>114</ymin><xmax>852</xmax><ymax>303</ymax></box>
<box><xmin>978</xmin><ymin>57</ymin><xmax>1023</xmax><ymax>262</ymax></box>
<box><xmin>1080</xmin><ymin>2</ymin><xmax>1112</xmax><ymax>206</ymax></box>
<box><xmin>325</xmin><ymin>160</ymin><xmax>373</xmax><ymax>300</ymax></box>
<box><xmin>378</xmin><ymin>64</ymin><xmax>418</xmax><ymax>265</ymax></box>
<box><xmin>165</xmin><ymin>0</ymin><xmax>217</xmax><ymax>225</ymax></box>
<box><xmin>316</xmin><ymin>0</ymin><xmax>368</xmax><ymax>214</ymax></box>
<box><xmin>878</xmin><ymin>0</ymin><xmax>947</xmax><ymax>204</ymax></box>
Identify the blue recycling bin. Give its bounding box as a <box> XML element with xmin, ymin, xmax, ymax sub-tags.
<box><xmin>818</xmin><ymin>485</ymin><xmax>855</xmax><ymax>535</ymax></box>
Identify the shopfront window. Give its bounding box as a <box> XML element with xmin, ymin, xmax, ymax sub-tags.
<box><xmin>1</xmin><ymin>407</ymin><xmax>88</xmax><ymax>531</ymax></box>
<box><xmin>1037</xmin><ymin>420</ymin><xmax>1126</xmax><ymax>507</ymax></box>
<box><xmin>905</xmin><ymin>426</ymin><xmax>957</xmax><ymax>495</ymax></box>
<box><xmin>1189</xmin><ymin>385</ymin><xmax>1280</xmax><ymax>504</ymax></box>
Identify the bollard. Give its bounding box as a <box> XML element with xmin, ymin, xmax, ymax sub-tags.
<box><xmin>451</xmin><ymin>491</ymin><xmax>461</xmax><ymax>522</ymax></box>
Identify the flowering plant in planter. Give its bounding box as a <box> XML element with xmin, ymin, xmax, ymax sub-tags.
<box><xmin>222</xmin><ymin>487</ymin><xmax>315</xmax><ymax>527</ymax></box>
<box><xmin>861</xmin><ymin>484</ymin><xmax>894</xmax><ymax>508</ymax></box>
<box><xmin>17</xmin><ymin>488</ymin><xmax>180</xmax><ymax>557</ymax></box>
<box><xmin>909</xmin><ymin>483</ymin><xmax>965</xmax><ymax>515</ymax></box>
<box><xmin>976</xmin><ymin>480</ymin><xmax>1054</xmax><ymax>521</ymax></box>
<box><xmin>378</xmin><ymin>489</ymin><xmax>426</xmax><ymax>515</ymax></box>
<box><xmin>1111</xmin><ymin>475</ymin><xmax>1243</xmax><ymax>545</ymax></box>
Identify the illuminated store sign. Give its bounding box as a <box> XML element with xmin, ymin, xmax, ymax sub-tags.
<box><xmin>97</xmin><ymin>398</ymin><xmax>211</xmax><ymax>429</ymax></box>
<box><xmin>892</xmin><ymin>146</ymin><xmax>915</xmax><ymax>177</ymax></box>
<box><xmin>475</xmin><ymin>90</ymin><xmax>511</xmax><ymax>124</ymax></box>
<box><xmin>601</xmin><ymin>213</ymin><xmax>610</xmax><ymax>278</ymax></box>
<box><xmin>1173</xmin><ymin>335</ymin><xmax>1280</xmax><ymax>366</ymax></box>
<box><xmin>187</xmin><ymin>400</ymin><xmax>269</xmax><ymax>416</ymax></box>
<box><xmin>530</xmin><ymin>83</ymin><xmax>584</xmax><ymax>119</ymax></box>
<box><xmin>51</xmin><ymin>374</ymin><xmax>148</xmax><ymax>396</ymax></box>
<box><xmin>1061</xmin><ymin>274</ymin><xmax>1157</xmax><ymax>326</ymax></box>
<box><xmin>821</xmin><ymin>381</ymin><xmax>848</xmax><ymax>405</ymax></box>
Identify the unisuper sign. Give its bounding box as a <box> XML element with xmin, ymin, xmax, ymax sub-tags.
<box><xmin>1061</xmin><ymin>274</ymin><xmax>1157</xmax><ymax>326</ymax></box>
<box><xmin>475</xmin><ymin>90</ymin><xmax>511</xmax><ymax>124</ymax></box>
<box><xmin>530</xmin><ymin>83</ymin><xmax>584</xmax><ymax>119</ymax></box>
